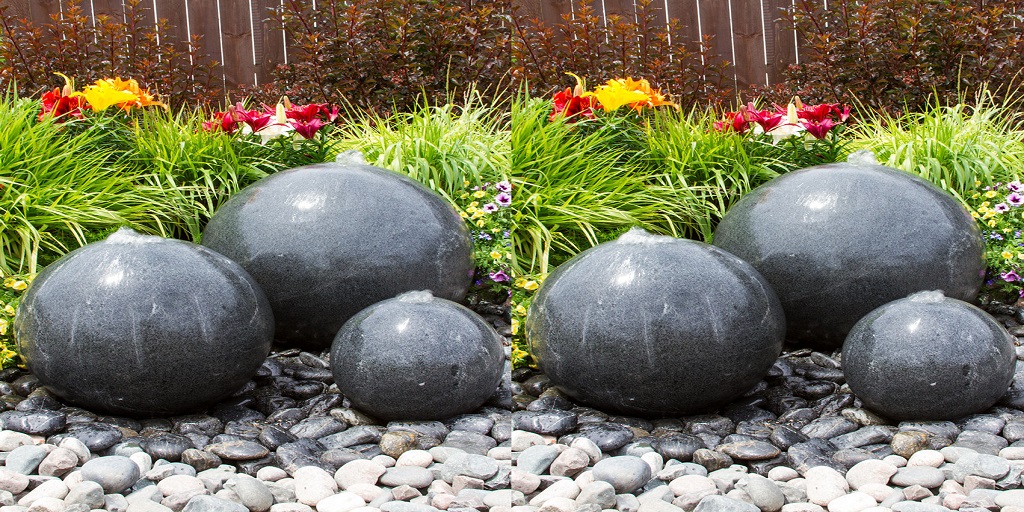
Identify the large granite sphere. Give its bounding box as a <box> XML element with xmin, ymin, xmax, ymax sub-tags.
<box><xmin>330</xmin><ymin>291</ymin><xmax>503</xmax><ymax>420</ymax></box>
<box><xmin>842</xmin><ymin>291</ymin><xmax>1016</xmax><ymax>421</ymax></box>
<box><xmin>526</xmin><ymin>228</ymin><xmax>786</xmax><ymax>417</ymax></box>
<box><xmin>201</xmin><ymin>159</ymin><xmax>473</xmax><ymax>347</ymax></box>
<box><xmin>14</xmin><ymin>229</ymin><xmax>274</xmax><ymax>417</ymax></box>
<box><xmin>713</xmin><ymin>161</ymin><xmax>985</xmax><ymax>348</ymax></box>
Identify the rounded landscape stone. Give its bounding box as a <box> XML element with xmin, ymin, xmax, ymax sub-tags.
<box><xmin>202</xmin><ymin>159</ymin><xmax>473</xmax><ymax>347</ymax></box>
<box><xmin>526</xmin><ymin>228</ymin><xmax>785</xmax><ymax>416</ymax></box>
<box><xmin>713</xmin><ymin>161</ymin><xmax>984</xmax><ymax>347</ymax></box>
<box><xmin>843</xmin><ymin>291</ymin><xmax>1016</xmax><ymax>421</ymax></box>
<box><xmin>331</xmin><ymin>291</ymin><xmax>504</xmax><ymax>421</ymax></box>
<box><xmin>14</xmin><ymin>229</ymin><xmax>274</xmax><ymax>416</ymax></box>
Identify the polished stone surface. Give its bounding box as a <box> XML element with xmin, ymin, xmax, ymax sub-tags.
<box><xmin>330</xmin><ymin>291</ymin><xmax>504</xmax><ymax>421</ymax></box>
<box><xmin>14</xmin><ymin>229</ymin><xmax>274</xmax><ymax>417</ymax></box>
<box><xmin>842</xmin><ymin>291</ymin><xmax>1016</xmax><ymax>421</ymax></box>
<box><xmin>526</xmin><ymin>229</ymin><xmax>786</xmax><ymax>417</ymax></box>
<box><xmin>713</xmin><ymin>161</ymin><xmax>985</xmax><ymax>348</ymax></box>
<box><xmin>202</xmin><ymin>161</ymin><xmax>473</xmax><ymax>347</ymax></box>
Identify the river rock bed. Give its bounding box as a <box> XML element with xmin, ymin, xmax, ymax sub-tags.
<box><xmin>509</xmin><ymin>300</ymin><xmax>1024</xmax><ymax>512</ymax></box>
<box><xmin>0</xmin><ymin>301</ymin><xmax>512</xmax><ymax>512</ymax></box>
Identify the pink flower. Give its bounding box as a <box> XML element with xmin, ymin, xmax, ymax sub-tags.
<box><xmin>1008</xmin><ymin>193</ymin><xmax>1024</xmax><ymax>207</ymax></box>
<box><xmin>1002</xmin><ymin>270</ymin><xmax>1020</xmax><ymax>283</ymax></box>
<box><xmin>801</xmin><ymin>118</ymin><xmax>837</xmax><ymax>139</ymax></box>
<box><xmin>495</xmin><ymin>192</ymin><xmax>512</xmax><ymax>207</ymax></box>
<box><xmin>291</xmin><ymin>118</ymin><xmax>325</xmax><ymax>139</ymax></box>
<box><xmin>495</xmin><ymin>181</ymin><xmax>512</xmax><ymax>193</ymax></box>
<box><xmin>489</xmin><ymin>270</ymin><xmax>509</xmax><ymax>282</ymax></box>
<box><xmin>482</xmin><ymin>203</ymin><xmax>499</xmax><ymax>213</ymax></box>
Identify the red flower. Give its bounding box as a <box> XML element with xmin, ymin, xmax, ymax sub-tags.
<box><xmin>550</xmin><ymin>73</ymin><xmax>599</xmax><ymax>123</ymax></box>
<box><xmin>796</xmin><ymin>103</ymin><xmax>836</xmax><ymax>123</ymax></box>
<box><xmin>801</xmin><ymin>118</ymin><xmax>837</xmax><ymax>139</ymax></box>
<box><xmin>232</xmin><ymin>103</ymin><xmax>273</xmax><ymax>133</ymax></box>
<box><xmin>38</xmin><ymin>87</ymin><xmax>87</xmax><ymax>122</ymax></box>
<box><xmin>324</xmin><ymin>105</ymin><xmax>342</xmax><ymax>123</ymax></box>
<box><xmin>714</xmin><ymin>110</ymin><xmax>752</xmax><ymax>134</ymax></box>
<box><xmin>203</xmin><ymin>111</ymin><xmax>240</xmax><ymax>134</ymax></box>
<box><xmin>286</xmin><ymin>103</ymin><xmax>326</xmax><ymax>123</ymax></box>
<box><xmin>746</xmin><ymin>103</ymin><xmax>784</xmax><ymax>132</ymax></box>
<box><xmin>291</xmin><ymin>118</ymin><xmax>325</xmax><ymax>139</ymax></box>
<box><xmin>833</xmin><ymin>104</ymin><xmax>853</xmax><ymax>123</ymax></box>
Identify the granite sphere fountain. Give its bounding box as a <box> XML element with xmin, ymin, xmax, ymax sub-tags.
<box><xmin>202</xmin><ymin>155</ymin><xmax>474</xmax><ymax>347</ymax></box>
<box><xmin>842</xmin><ymin>290</ymin><xmax>1016</xmax><ymax>421</ymax></box>
<box><xmin>14</xmin><ymin>228</ymin><xmax>275</xmax><ymax>417</ymax></box>
<box><xmin>713</xmin><ymin>158</ymin><xmax>985</xmax><ymax>348</ymax></box>
<box><xmin>330</xmin><ymin>290</ymin><xmax>504</xmax><ymax>421</ymax></box>
<box><xmin>526</xmin><ymin>228</ymin><xmax>786</xmax><ymax>416</ymax></box>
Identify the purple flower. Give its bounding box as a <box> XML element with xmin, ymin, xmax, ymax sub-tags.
<box><xmin>1009</xmin><ymin>181</ymin><xmax>1023</xmax><ymax>192</ymax></box>
<box><xmin>995</xmin><ymin>203</ymin><xmax>1010</xmax><ymax>213</ymax></box>
<box><xmin>489</xmin><ymin>270</ymin><xmax>509</xmax><ymax>282</ymax></box>
<box><xmin>482</xmin><ymin>203</ymin><xmax>499</xmax><ymax>213</ymax></box>
<box><xmin>477</xmin><ymin>233</ymin><xmax>492</xmax><ymax>241</ymax></box>
<box><xmin>503</xmin><ymin>230</ymin><xmax>510</xmax><ymax>239</ymax></box>
<box><xmin>1002</xmin><ymin>270</ymin><xmax>1020</xmax><ymax>283</ymax></box>
<box><xmin>495</xmin><ymin>180</ymin><xmax>512</xmax><ymax>193</ymax></box>
<box><xmin>495</xmin><ymin>192</ymin><xmax>512</xmax><ymax>207</ymax></box>
<box><xmin>1008</xmin><ymin>193</ymin><xmax>1024</xmax><ymax>206</ymax></box>
<box><xmin>991</xmin><ymin>234</ymin><xmax>1005</xmax><ymax>241</ymax></box>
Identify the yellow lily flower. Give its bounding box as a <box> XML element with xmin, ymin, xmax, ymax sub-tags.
<box><xmin>585</xmin><ymin>79</ymin><xmax>650</xmax><ymax>112</ymax></box>
<box><xmin>74</xmin><ymin>79</ymin><xmax>140</xmax><ymax>111</ymax></box>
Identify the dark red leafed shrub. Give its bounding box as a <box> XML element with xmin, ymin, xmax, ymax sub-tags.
<box><xmin>0</xmin><ymin>0</ymin><xmax>222</xmax><ymax>109</ymax></box>
<box><xmin>512</xmin><ymin>0</ymin><xmax>734</xmax><ymax>108</ymax></box>
<box><xmin>248</xmin><ymin>0</ymin><xmax>511</xmax><ymax>114</ymax></box>
<box><xmin>776</xmin><ymin>0</ymin><xmax>1024</xmax><ymax>114</ymax></box>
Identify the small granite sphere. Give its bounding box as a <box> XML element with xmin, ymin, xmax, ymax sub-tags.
<box><xmin>713</xmin><ymin>160</ymin><xmax>984</xmax><ymax>347</ymax></box>
<box><xmin>526</xmin><ymin>228</ymin><xmax>786</xmax><ymax>417</ymax></box>
<box><xmin>202</xmin><ymin>157</ymin><xmax>473</xmax><ymax>347</ymax></box>
<box><xmin>842</xmin><ymin>291</ymin><xmax>1016</xmax><ymax>421</ymax></box>
<box><xmin>14</xmin><ymin>229</ymin><xmax>274</xmax><ymax>416</ymax></box>
<box><xmin>330</xmin><ymin>290</ymin><xmax>504</xmax><ymax>420</ymax></box>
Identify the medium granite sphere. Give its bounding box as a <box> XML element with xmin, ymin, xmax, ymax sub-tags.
<box><xmin>842</xmin><ymin>291</ymin><xmax>1016</xmax><ymax>421</ymax></box>
<box><xmin>526</xmin><ymin>228</ymin><xmax>786</xmax><ymax>417</ymax></box>
<box><xmin>713</xmin><ymin>161</ymin><xmax>984</xmax><ymax>348</ymax></box>
<box><xmin>330</xmin><ymin>291</ymin><xmax>503</xmax><ymax>420</ymax></box>
<box><xmin>14</xmin><ymin>229</ymin><xmax>274</xmax><ymax>417</ymax></box>
<box><xmin>201</xmin><ymin>159</ymin><xmax>473</xmax><ymax>347</ymax></box>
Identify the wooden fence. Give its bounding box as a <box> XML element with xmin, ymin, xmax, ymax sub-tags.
<box><xmin>7</xmin><ymin>0</ymin><xmax>805</xmax><ymax>92</ymax></box>
<box><xmin>2</xmin><ymin>0</ymin><xmax>290</xmax><ymax>91</ymax></box>
<box><xmin>512</xmin><ymin>0</ymin><xmax>805</xmax><ymax>91</ymax></box>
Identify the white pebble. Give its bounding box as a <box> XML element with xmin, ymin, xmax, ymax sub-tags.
<box><xmin>846</xmin><ymin>460</ymin><xmax>897</xmax><ymax>490</ymax></box>
<box><xmin>25</xmin><ymin>497</ymin><xmax>64</xmax><ymax>512</ymax></box>
<box><xmin>313</xmin><ymin>492</ymin><xmax>364</xmax><ymax>512</ymax></box>
<box><xmin>827</xmin><ymin>492</ymin><xmax>877</xmax><ymax>512</ymax></box>
<box><xmin>768</xmin><ymin>467</ymin><xmax>799</xmax><ymax>482</ymax></box>
<box><xmin>256</xmin><ymin>467</ymin><xmax>289</xmax><ymax>482</ymax></box>
<box><xmin>292</xmin><ymin>467</ymin><xmax>338</xmax><ymax>506</ymax></box>
<box><xmin>805</xmin><ymin>466</ymin><xmax>849</xmax><ymax>506</ymax></box>
<box><xmin>371</xmin><ymin>455</ymin><xmax>396</xmax><ymax>468</ymax></box>
<box><xmin>394</xmin><ymin>450</ymin><xmax>432</xmax><ymax>468</ymax></box>
<box><xmin>906</xmin><ymin>450</ymin><xmax>944</xmax><ymax>468</ymax></box>
<box><xmin>335</xmin><ymin>460</ymin><xmax>387</xmax><ymax>490</ymax></box>
<box><xmin>883</xmin><ymin>455</ymin><xmax>908</xmax><ymax>467</ymax></box>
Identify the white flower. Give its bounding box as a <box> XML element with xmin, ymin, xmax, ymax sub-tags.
<box><xmin>768</xmin><ymin>123</ymin><xmax>805</xmax><ymax>145</ymax></box>
<box><xmin>256</xmin><ymin>123</ymin><xmax>293</xmax><ymax>145</ymax></box>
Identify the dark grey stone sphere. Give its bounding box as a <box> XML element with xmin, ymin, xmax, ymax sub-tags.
<box><xmin>330</xmin><ymin>291</ymin><xmax>503</xmax><ymax>420</ymax></box>
<box><xmin>201</xmin><ymin>160</ymin><xmax>473</xmax><ymax>347</ymax></box>
<box><xmin>14</xmin><ymin>229</ymin><xmax>274</xmax><ymax>417</ymax></box>
<box><xmin>842</xmin><ymin>291</ymin><xmax>1016</xmax><ymax>421</ymax></box>
<box><xmin>713</xmin><ymin>161</ymin><xmax>984</xmax><ymax>348</ymax></box>
<box><xmin>526</xmin><ymin>229</ymin><xmax>786</xmax><ymax>417</ymax></box>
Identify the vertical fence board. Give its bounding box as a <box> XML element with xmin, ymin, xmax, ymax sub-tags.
<box><xmin>696</xmin><ymin>0</ymin><xmax>734</xmax><ymax>85</ymax></box>
<box><xmin>514</xmin><ymin>0</ymin><xmax>546</xmax><ymax>19</ymax></box>
<box><xmin>730</xmin><ymin>0</ymin><xmax>767</xmax><ymax>89</ymax></box>
<box><xmin>184</xmin><ymin>0</ymin><xmax>225</xmax><ymax>89</ymax></box>
<box><xmin>90</xmin><ymin>0</ymin><xmax>126</xmax><ymax>21</ymax></box>
<box><xmin>255</xmin><ymin>0</ymin><xmax>286</xmax><ymax>85</ymax></box>
<box><xmin>542</xmin><ymin>0</ymin><xmax>572</xmax><ymax>22</ymax></box>
<box><xmin>218</xmin><ymin>0</ymin><xmax>256</xmax><ymax>90</ymax></box>
<box><xmin>765</xmin><ymin>0</ymin><xmax>796</xmax><ymax>84</ymax></box>
<box><xmin>664</xmin><ymin>0</ymin><xmax>700</xmax><ymax>51</ymax></box>
<box><xmin>602</xmin><ymin>0</ymin><xmax>636</xmax><ymax>18</ymax></box>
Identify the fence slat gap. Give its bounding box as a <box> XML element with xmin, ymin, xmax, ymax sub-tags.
<box><xmin>152</xmin><ymin>0</ymin><xmax>160</xmax><ymax>48</ymax></box>
<box><xmin>663</xmin><ymin>0</ymin><xmax>672</xmax><ymax>54</ymax></box>
<box><xmin>215</xmin><ymin>0</ymin><xmax>227</xmax><ymax>91</ymax></box>
<box><xmin>249</xmin><ymin>0</ymin><xmax>258</xmax><ymax>86</ymax></box>
<box><xmin>279</xmin><ymin>0</ymin><xmax>288</xmax><ymax>64</ymax></box>
<box><xmin>759</xmin><ymin>0</ymin><xmax>769</xmax><ymax>86</ymax></box>
<box><xmin>695</xmin><ymin>0</ymin><xmax>704</xmax><ymax>66</ymax></box>
<box><xmin>791</xmin><ymin>0</ymin><xmax>799</xmax><ymax>64</ymax></box>
<box><xmin>121</xmin><ymin>0</ymin><xmax>127</xmax><ymax>24</ymax></box>
<box><xmin>726</xmin><ymin>0</ymin><xmax>738</xmax><ymax>91</ymax></box>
